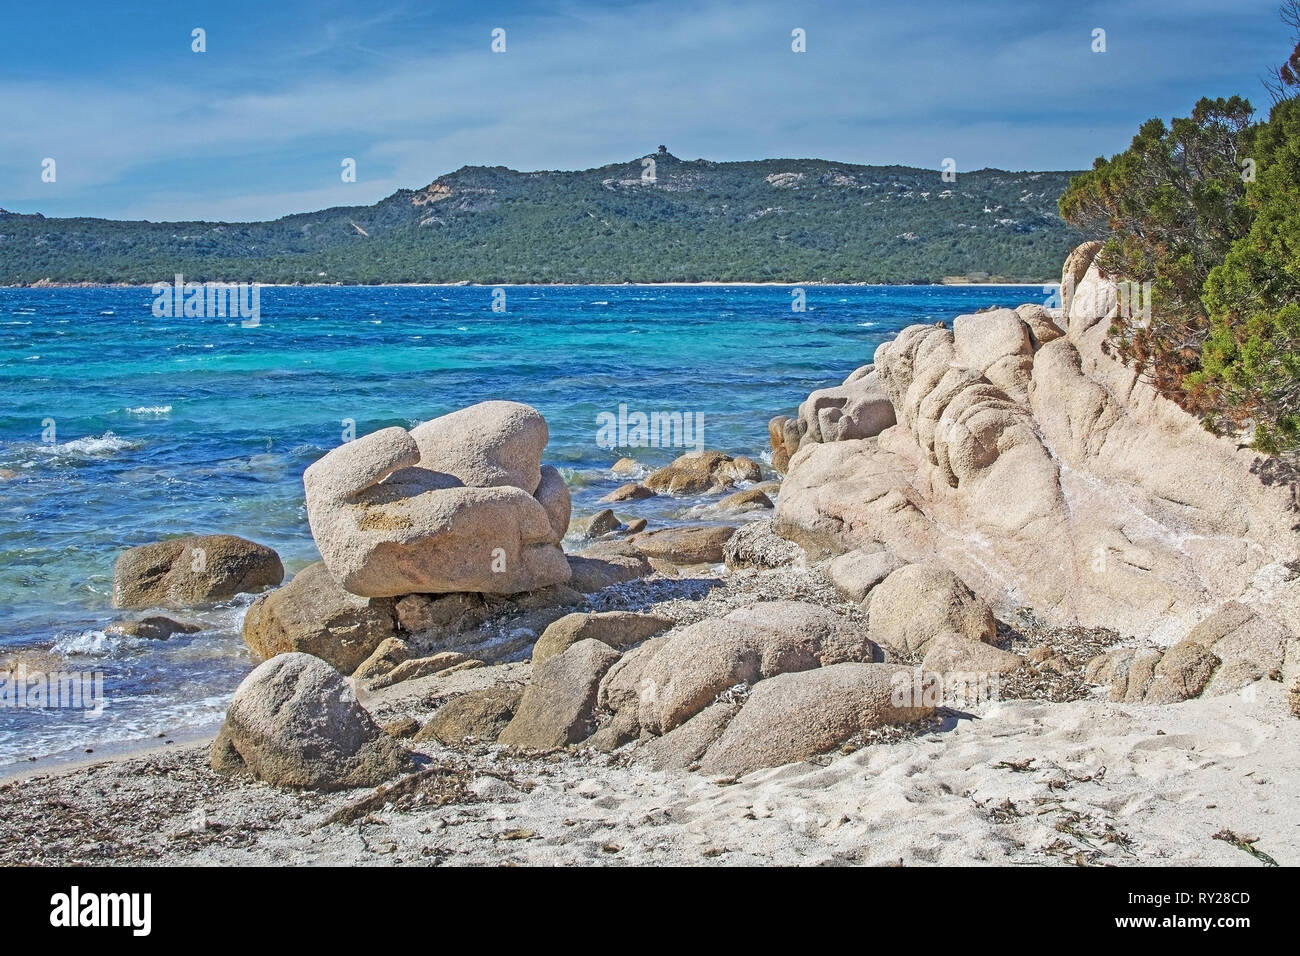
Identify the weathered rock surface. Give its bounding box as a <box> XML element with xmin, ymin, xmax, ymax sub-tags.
<box><xmin>1016</xmin><ymin>302</ymin><xmax>1065</xmax><ymax>349</ymax></box>
<box><xmin>566</xmin><ymin>545</ymin><xmax>654</xmax><ymax>592</ymax></box>
<box><xmin>599</xmin><ymin>482</ymin><xmax>655</xmax><ymax>503</ymax></box>
<box><xmin>107</xmin><ymin>616</ymin><xmax>202</xmax><ymax>640</ymax></box>
<box><xmin>797</xmin><ymin>366</ymin><xmax>897</xmax><ymax>445</ymax></box>
<box><xmin>628</xmin><ymin>525</ymin><xmax>736</xmax><ymax>565</ymax></box>
<box><xmin>645</xmin><ymin>451</ymin><xmax>762</xmax><ymax>495</ymax></box>
<box><xmin>920</xmin><ymin>633</ymin><xmax>1023</xmax><ymax>676</ymax></box>
<box><xmin>768</xmin><ymin>416</ymin><xmax>795</xmax><ymax>472</ymax></box>
<box><xmin>616</xmin><ymin>602</ymin><xmax>877</xmax><ymax>735</ymax></box>
<box><xmin>722</xmin><ymin>519</ymin><xmax>803</xmax><ymax>570</ymax></box>
<box><xmin>768</xmin><ymin>367</ymin><xmax>899</xmax><ymax>470</ymax></box>
<box><xmin>498</xmin><ymin>640</ymin><xmax>622</xmax><ymax>749</ymax></box>
<box><xmin>585</xmin><ymin>508</ymin><xmax>622</xmax><ymax>538</ymax></box>
<box><xmin>393</xmin><ymin>592</ymin><xmax>488</xmax><ymax>635</ymax></box>
<box><xmin>586</xmin><ymin>708</ymin><xmax>642</xmax><ymax>752</ymax></box>
<box><xmin>953</xmin><ymin>308</ymin><xmax>1034</xmax><ymax>400</ymax></box>
<box><xmin>716</xmin><ymin>488</ymin><xmax>773</xmax><ymax>511</ymax></box>
<box><xmin>113</xmin><ymin>534</ymin><xmax>283</xmax><ymax>609</ymax></box>
<box><xmin>826</xmin><ymin>546</ymin><xmax>904</xmax><ymax>603</ymax></box>
<box><xmin>532</xmin><ymin>611</ymin><xmax>674</xmax><ymax>665</ymax></box>
<box><xmin>867</xmin><ymin>564</ymin><xmax>996</xmax><ymax>657</ymax></box>
<box><xmin>633</xmin><ymin>702</ymin><xmax>740</xmax><ymax>771</ymax></box>
<box><xmin>303</xmin><ymin>403</ymin><xmax>572</xmax><ymax>598</ymax></box>
<box><xmin>350</xmin><ymin>636</ymin><xmax>412</xmax><ymax>681</ymax></box>
<box><xmin>1085</xmin><ymin>603</ymin><xmax>1293</xmax><ymax>704</ymax></box>
<box><xmin>0</xmin><ymin>649</ymin><xmax>65</xmax><ymax>677</ymax></box>
<box><xmin>381</xmin><ymin>716</ymin><xmax>421</xmax><ymax>739</ymax></box>
<box><xmin>775</xmin><ymin>242</ymin><xmax>1297</xmax><ymax>644</ymax></box>
<box><xmin>243</xmin><ymin>562</ymin><xmax>398</xmax><ymax>675</ymax></box>
<box><xmin>415</xmin><ymin>686</ymin><xmax>523</xmax><ymax>744</ymax></box>
<box><xmin>698</xmin><ymin>663</ymin><xmax>935</xmax><ymax>777</ymax></box>
<box><xmin>211</xmin><ymin>653</ymin><xmax>412</xmax><ymax>790</ymax></box>
<box><xmin>534</xmin><ymin>465</ymin><xmax>572</xmax><ymax>540</ymax></box>
<box><xmin>369</xmin><ymin>652</ymin><xmax>481</xmax><ymax>689</ymax></box>
<box><xmin>408</xmin><ymin>400</ymin><xmax>547</xmax><ymax>493</ymax></box>
<box><xmin>596</xmin><ymin>635</ymin><xmax>672</xmax><ymax>716</ymax></box>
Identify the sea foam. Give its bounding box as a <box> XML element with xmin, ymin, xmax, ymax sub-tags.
<box><xmin>37</xmin><ymin>432</ymin><xmax>141</xmax><ymax>458</ymax></box>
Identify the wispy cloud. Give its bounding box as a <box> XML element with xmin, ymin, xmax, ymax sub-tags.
<box><xmin>0</xmin><ymin>0</ymin><xmax>1288</xmax><ymax>220</ymax></box>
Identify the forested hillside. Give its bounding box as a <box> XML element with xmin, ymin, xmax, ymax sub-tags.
<box><xmin>0</xmin><ymin>152</ymin><xmax>1085</xmax><ymax>284</ymax></box>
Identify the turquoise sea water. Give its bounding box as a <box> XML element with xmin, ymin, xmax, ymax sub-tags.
<box><xmin>0</xmin><ymin>283</ymin><xmax>1042</xmax><ymax>767</ymax></box>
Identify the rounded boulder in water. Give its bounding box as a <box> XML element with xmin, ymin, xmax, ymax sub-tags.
<box><xmin>112</xmin><ymin>534</ymin><xmax>284</xmax><ymax>610</ymax></box>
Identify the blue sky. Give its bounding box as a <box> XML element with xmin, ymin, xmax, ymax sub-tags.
<box><xmin>0</xmin><ymin>0</ymin><xmax>1291</xmax><ymax>222</ymax></box>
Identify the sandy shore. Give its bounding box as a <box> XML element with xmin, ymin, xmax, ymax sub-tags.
<box><xmin>1</xmin><ymin>562</ymin><xmax>1293</xmax><ymax>867</ymax></box>
<box><xmin>2</xmin><ymin>681</ymin><xmax>1291</xmax><ymax>866</ymax></box>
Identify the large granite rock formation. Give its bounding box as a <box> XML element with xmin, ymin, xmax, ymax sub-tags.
<box><xmin>494</xmin><ymin>598</ymin><xmax>935</xmax><ymax>773</ymax></box>
<box><xmin>775</xmin><ymin>243</ymin><xmax>1297</xmax><ymax>644</ymax></box>
<box><xmin>303</xmin><ymin>401</ymin><xmax>572</xmax><ymax>598</ymax></box>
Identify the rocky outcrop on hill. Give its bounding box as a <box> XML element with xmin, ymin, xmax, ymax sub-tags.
<box><xmin>775</xmin><ymin>243</ymin><xmax>1298</xmax><ymax>645</ymax></box>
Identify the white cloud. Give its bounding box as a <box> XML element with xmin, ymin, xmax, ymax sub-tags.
<box><xmin>0</xmin><ymin>0</ymin><xmax>1284</xmax><ymax>219</ymax></box>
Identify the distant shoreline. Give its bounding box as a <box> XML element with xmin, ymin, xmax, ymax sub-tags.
<box><xmin>0</xmin><ymin>280</ymin><xmax>1056</xmax><ymax>290</ymax></box>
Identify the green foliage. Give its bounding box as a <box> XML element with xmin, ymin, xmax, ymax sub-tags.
<box><xmin>1197</xmin><ymin>96</ymin><xmax>1300</xmax><ymax>456</ymax></box>
<box><xmin>1058</xmin><ymin>4</ymin><xmax>1300</xmax><ymax>462</ymax></box>
<box><xmin>0</xmin><ymin>155</ymin><xmax>1085</xmax><ymax>285</ymax></box>
<box><xmin>1059</xmin><ymin>97</ymin><xmax>1256</xmax><ymax>407</ymax></box>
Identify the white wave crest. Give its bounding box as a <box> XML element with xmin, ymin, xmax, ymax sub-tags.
<box><xmin>37</xmin><ymin>431</ymin><xmax>141</xmax><ymax>457</ymax></box>
<box><xmin>51</xmin><ymin>629</ymin><xmax>126</xmax><ymax>657</ymax></box>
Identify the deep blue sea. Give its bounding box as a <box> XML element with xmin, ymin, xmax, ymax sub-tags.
<box><xmin>0</xmin><ymin>283</ymin><xmax>1043</xmax><ymax>768</ymax></box>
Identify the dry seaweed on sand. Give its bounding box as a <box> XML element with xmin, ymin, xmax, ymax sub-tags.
<box><xmin>0</xmin><ymin>745</ymin><xmax>324</xmax><ymax>865</ymax></box>
<box><xmin>1212</xmin><ymin>828</ymin><xmax>1279</xmax><ymax>867</ymax></box>
<box><xmin>1045</xmin><ymin>809</ymin><xmax>1134</xmax><ymax>862</ymax></box>
<box><xmin>994</xmin><ymin>758</ymin><xmax>1037</xmax><ymax>772</ymax></box>
<box><xmin>994</xmin><ymin>608</ymin><xmax>1124</xmax><ymax>703</ymax></box>
<box><xmin>320</xmin><ymin>764</ymin><xmax>480</xmax><ymax>827</ymax></box>
<box><xmin>803</xmin><ymin>714</ymin><xmax>947</xmax><ymax>768</ymax></box>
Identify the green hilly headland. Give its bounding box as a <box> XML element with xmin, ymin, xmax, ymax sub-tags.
<box><xmin>0</xmin><ymin>152</ymin><xmax>1086</xmax><ymax>285</ymax></box>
